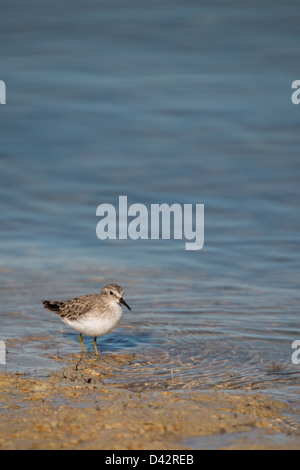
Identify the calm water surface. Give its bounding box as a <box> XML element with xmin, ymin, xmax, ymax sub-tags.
<box><xmin>0</xmin><ymin>0</ymin><xmax>300</xmax><ymax>408</ymax></box>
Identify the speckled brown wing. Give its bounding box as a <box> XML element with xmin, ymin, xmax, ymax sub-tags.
<box><xmin>43</xmin><ymin>294</ymin><xmax>101</xmax><ymax>320</ymax></box>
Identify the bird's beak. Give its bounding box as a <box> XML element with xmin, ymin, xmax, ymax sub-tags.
<box><xmin>120</xmin><ymin>297</ymin><xmax>131</xmax><ymax>311</ymax></box>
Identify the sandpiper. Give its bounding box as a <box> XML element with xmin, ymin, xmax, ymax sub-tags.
<box><xmin>43</xmin><ymin>283</ymin><xmax>131</xmax><ymax>357</ymax></box>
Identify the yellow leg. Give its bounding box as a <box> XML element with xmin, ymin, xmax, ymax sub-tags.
<box><xmin>93</xmin><ymin>337</ymin><xmax>99</xmax><ymax>357</ymax></box>
<box><xmin>79</xmin><ymin>333</ymin><xmax>86</xmax><ymax>353</ymax></box>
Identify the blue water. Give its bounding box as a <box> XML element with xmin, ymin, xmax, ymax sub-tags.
<box><xmin>0</xmin><ymin>0</ymin><xmax>300</xmax><ymax>404</ymax></box>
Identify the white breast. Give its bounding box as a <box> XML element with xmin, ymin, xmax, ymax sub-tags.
<box><xmin>62</xmin><ymin>304</ymin><xmax>123</xmax><ymax>337</ymax></box>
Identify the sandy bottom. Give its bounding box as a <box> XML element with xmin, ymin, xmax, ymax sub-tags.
<box><xmin>0</xmin><ymin>352</ymin><xmax>299</xmax><ymax>450</ymax></box>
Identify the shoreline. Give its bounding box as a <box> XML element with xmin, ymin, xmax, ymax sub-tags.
<box><xmin>0</xmin><ymin>353</ymin><xmax>299</xmax><ymax>450</ymax></box>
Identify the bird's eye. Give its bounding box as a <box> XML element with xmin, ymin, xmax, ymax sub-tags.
<box><xmin>110</xmin><ymin>291</ymin><xmax>113</xmax><ymax>295</ymax></box>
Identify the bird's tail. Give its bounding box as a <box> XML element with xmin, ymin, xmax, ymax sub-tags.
<box><xmin>43</xmin><ymin>300</ymin><xmax>64</xmax><ymax>314</ymax></box>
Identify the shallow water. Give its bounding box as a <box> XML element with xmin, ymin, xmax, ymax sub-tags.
<box><xmin>0</xmin><ymin>0</ymin><xmax>300</xmax><ymax>412</ymax></box>
<box><xmin>184</xmin><ymin>430</ymin><xmax>300</xmax><ymax>450</ymax></box>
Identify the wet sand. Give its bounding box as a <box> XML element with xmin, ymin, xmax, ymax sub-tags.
<box><xmin>0</xmin><ymin>353</ymin><xmax>299</xmax><ymax>450</ymax></box>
